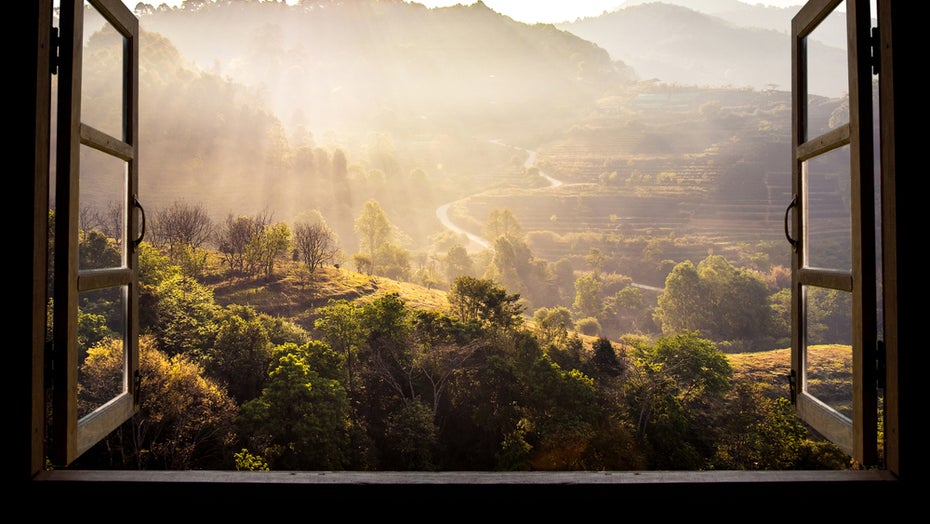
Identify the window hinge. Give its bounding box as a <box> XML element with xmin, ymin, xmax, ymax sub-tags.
<box><xmin>49</xmin><ymin>25</ymin><xmax>60</xmax><ymax>75</ymax></box>
<box><xmin>787</xmin><ymin>370</ymin><xmax>797</xmax><ymax>404</ymax></box>
<box><xmin>870</xmin><ymin>26</ymin><xmax>881</xmax><ymax>76</ymax></box>
<box><xmin>876</xmin><ymin>339</ymin><xmax>886</xmax><ymax>391</ymax></box>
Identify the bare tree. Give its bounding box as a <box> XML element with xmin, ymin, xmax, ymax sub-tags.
<box><xmin>151</xmin><ymin>200</ymin><xmax>214</xmax><ymax>254</ymax></box>
<box><xmin>100</xmin><ymin>200</ymin><xmax>124</xmax><ymax>247</ymax></box>
<box><xmin>293</xmin><ymin>221</ymin><xmax>339</xmax><ymax>273</ymax></box>
<box><xmin>216</xmin><ymin>212</ymin><xmax>266</xmax><ymax>274</ymax></box>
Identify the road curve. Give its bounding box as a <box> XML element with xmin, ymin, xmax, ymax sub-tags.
<box><xmin>435</xmin><ymin>143</ymin><xmax>561</xmax><ymax>253</ymax></box>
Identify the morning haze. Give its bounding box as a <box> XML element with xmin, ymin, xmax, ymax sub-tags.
<box><xmin>69</xmin><ymin>0</ymin><xmax>856</xmax><ymax>472</ymax></box>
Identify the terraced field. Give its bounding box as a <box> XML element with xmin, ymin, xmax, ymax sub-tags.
<box><xmin>436</xmin><ymin>85</ymin><xmax>850</xmax><ymax>277</ymax></box>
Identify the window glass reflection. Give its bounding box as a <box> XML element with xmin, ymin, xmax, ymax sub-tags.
<box><xmin>803</xmin><ymin>285</ymin><xmax>852</xmax><ymax>420</ymax></box>
<box><xmin>77</xmin><ymin>286</ymin><xmax>128</xmax><ymax>419</ymax></box>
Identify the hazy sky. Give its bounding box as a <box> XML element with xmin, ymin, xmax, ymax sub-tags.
<box><xmin>125</xmin><ymin>1</ymin><xmax>806</xmax><ymax>24</ymax></box>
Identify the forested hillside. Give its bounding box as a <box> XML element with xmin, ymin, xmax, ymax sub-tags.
<box><xmin>62</xmin><ymin>0</ymin><xmax>858</xmax><ymax>473</ymax></box>
<box><xmin>71</xmin><ymin>239</ymin><xmax>849</xmax><ymax>472</ymax></box>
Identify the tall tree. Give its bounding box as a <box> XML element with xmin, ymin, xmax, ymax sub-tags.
<box><xmin>238</xmin><ymin>341</ymin><xmax>351</xmax><ymax>470</ymax></box>
<box><xmin>204</xmin><ymin>309</ymin><xmax>273</xmax><ymax>404</ymax></box>
<box><xmin>444</xmin><ymin>244</ymin><xmax>474</xmax><ymax>282</ymax></box>
<box><xmin>624</xmin><ymin>331</ymin><xmax>732</xmax><ymax>469</ymax></box>
<box><xmin>314</xmin><ymin>299</ymin><xmax>365</xmax><ymax>393</ymax></box>
<box><xmin>483</xmin><ymin>208</ymin><xmax>524</xmax><ymax>243</ymax></box>
<box><xmin>354</xmin><ymin>199</ymin><xmax>392</xmax><ymax>266</ymax></box>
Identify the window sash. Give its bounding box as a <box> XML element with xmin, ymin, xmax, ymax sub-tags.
<box><xmin>52</xmin><ymin>0</ymin><xmax>140</xmax><ymax>466</ymax></box>
<box><xmin>789</xmin><ymin>0</ymin><xmax>878</xmax><ymax>465</ymax></box>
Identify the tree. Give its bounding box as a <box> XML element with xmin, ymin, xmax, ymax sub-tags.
<box><xmin>711</xmin><ymin>381</ymin><xmax>848</xmax><ymax>470</ymax></box>
<box><xmin>293</xmin><ymin>221</ymin><xmax>339</xmax><ymax>273</ymax></box>
<box><xmin>572</xmin><ymin>272</ymin><xmax>602</xmax><ymax>319</ymax></box>
<box><xmin>602</xmin><ymin>285</ymin><xmax>647</xmax><ymax>336</ymax></box>
<box><xmin>447</xmin><ymin>275</ymin><xmax>525</xmax><ymax>329</ymax></box>
<box><xmin>150</xmin><ymin>273</ymin><xmax>219</xmax><ymax>357</ymax></box>
<box><xmin>150</xmin><ymin>199</ymin><xmax>214</xmax><ymax>258</ymax></box>
<box><xmin>696</xmin><ymin>255</ymin><xmax>772</xmax><ymax>342</ymax></box>
<box><xmin>247</xmin><ymin>221</ymin><xmax>291</xmax><ymax>278</ymax></box>
<box><xmin>79</xmin><ymin>335</ymin><xmax>238</xmax><ymax>470</ymax></box>
<box><xmin>652</xmin><ymin>260</ymin><xmax>708</xmax><ymax>337</ymax></box>
<box><xmin>216</xmin><ymin>213</ymin><xmax>267</xmax><ymax>274</ymax></box>
<box><xmin>79</xmin><ymin>229</ymin><xmax>120</xmax><ymax>270</ymax></box>
<box><xmin>409</xmin><ymin>309</ymin><xmax>482</xmax><ymax>413</ymax></box>
<box><xmin>533</xmin><ymin>306</ymin><xmax>573</xmax><ymax>347</ymax></box>
<box><xmin>203</xmin><ymin>309</ymin><xmax>273</xmax><ymax>404</ymax></box>
<box><xmin>238</xmin><ymin>342</ymin><xmax>351</xmax><ymax>470</ymax></box>
<box><xmin>585</xmin><ymin>247</ymin><xmax>605</xmax><ymax>276</ymax></box>
<box><xmin>353</xmin><ymin>253</ymin><xmax>373</xmax><ymax>275</ymax></box>
<box><xmin>590</xmin><ymin>336</ymin><xmax>623</xmax><ymax>377</ymax></box>
<box><xmin>314</xmin><ymin>299</ymin><xmax>365</xmax><ymax>393</ymax></box>
<box><xmin>382</xmin><ymin>399</ymin><xmax>439</xmax><ymax>470</ymax></box>
<box><xmin>354</xmin><ymin>199</ymin><xmax>393</xmax><ymax>271</ymax></box>
<box><xmin>483</xmin><ymin>208</ymin><xmax>523</xmax><ymax>242</ymax></box>
<box><xmin>444</xmin><ymin>244</ymin><xmax>474</xmax><ymax>282</ymax></box>
<box><xmin>624</xmin><ymin>331</ymin><xmax>732</xmax><ymax>469</ymax></box>
<box><xmin>374</xmin><ymin>242</ymin><xmax>411</xmax><ymax>281</ymax></box>
<box><xmin>654</xmin><ymin>255</ymin><xmax>773</xmax><ymax>345</ymax></box>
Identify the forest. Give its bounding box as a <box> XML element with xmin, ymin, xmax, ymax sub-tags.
<box><xmin>58</xmin><ymin>0</ymin><xmax>859</xmax><ymax>471</ymax></box>
<box><xmin>64</xmin><ymin>198</ymin><xmax>852</xmax><ymax>471</ymax></box>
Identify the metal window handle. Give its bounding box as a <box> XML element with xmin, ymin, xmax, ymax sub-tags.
<box><xmin>132</xmin><ymin>194</ymin><xmax>146</xmax><ymax>247</ymax></box>
<box><xmin>784</xmin><ymin>193</ymin><xmax>798</xmax><ymax>252</ymax></box>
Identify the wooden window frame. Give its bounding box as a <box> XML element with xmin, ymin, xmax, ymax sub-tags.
<box><xmin>789</xmin><ymin>0</ymin><xmax>878</xmax><ymax>465</ymax></box>
<box><xmin>51</xmin><ymin>0</ymin><xmax>141</xmax><ymax>466</ymax></box>
<box><xmin>16</xmin><ymin>0</ymin><xmax>914</xmax><ymax>503</ymax></box>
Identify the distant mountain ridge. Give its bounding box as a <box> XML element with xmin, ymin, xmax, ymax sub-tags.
<box><xmin>561</xmin><ymin>1</ymin><xmax>848</xmax><ymax>96</ymax></box>
<box><xmin>131</xmin><ymin>0</ymin><xmax>635</xmax><ymax>141</ymax></box>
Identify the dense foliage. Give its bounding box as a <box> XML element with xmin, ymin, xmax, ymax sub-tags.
<box><xmin>69</xmin><ymin>237</ymin><xmax>847</xmax><ymax>472</ymax></box>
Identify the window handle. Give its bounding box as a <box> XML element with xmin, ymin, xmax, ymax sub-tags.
<box><xmin>784</xmin><ymin>193</ymin><xmax>798</xmax><ymax>252</ymax></box>
<box><xmin>132</xmin><ymin>194</ymin><xmax>146</xmax><ymax>248</ymax></box>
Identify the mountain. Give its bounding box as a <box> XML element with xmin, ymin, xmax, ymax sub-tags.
<box><xmin>560</xmin><ymin>1</ymin><xmax>848</xmax><ymax>97</ymax></box>
<box><xmin>131</xmin><ymin>0</ymin><xmax>636</xmax><ymax>143</ymax></box>
<box><xmin>77</xmin><ymin>1</ymin><xmax>639</xmax><ymax>251</ymax></box>
<box><xmin>618</xmin><ymin>0</ymin><xmax>850</xmax><ymax>48</ymax></box>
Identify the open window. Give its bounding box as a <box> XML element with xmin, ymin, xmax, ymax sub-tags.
<box><xmin>51</xmin><ymin>0</ymin><xmax>141</xmax><ymax>466</ymax></box>
<box><xmin>788</xmin><ymin>0</ymin><xmax>879</xmax><ymax>466</ymax></box>
<box><xmin>19</xmin><ymin>0</ymin><xmax>911</xmax><ymax>500</ymax></box>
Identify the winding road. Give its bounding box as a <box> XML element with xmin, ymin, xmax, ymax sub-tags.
<box><xmin>434</xmin><ymin>142</ymin><xmax>559</xmax><ymax>253</ymax></box>
<box><xmin>433</xmin><ymin>141</ymin><xmax>664</xmax><ymax>293</ymax></box>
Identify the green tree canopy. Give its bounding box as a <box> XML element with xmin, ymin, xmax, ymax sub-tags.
<box><xmin>654</xmin><ymin>255</ymin><xmax>773</xmax><ymax>344</ymax></box>
<box><xmin>448</xmin><ymin>275</ymin><xmax>525</xmax><ymax>329</ymax></box>
<box><xmin>238</xmin><ymin>341</ymin><xmax>351</xmax><ymax>470</ymax></box>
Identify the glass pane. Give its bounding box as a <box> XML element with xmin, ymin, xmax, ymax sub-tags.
<box><xmin>803</xmin><ymin>285</ymin><xmax>852</xmax><ymax>420</ymax></box>
<box><xmin>77</xmin><ymin>286</ymin><xmax>128</xmax><ymax>419</ymax></box>
<box><xmin>82</xmin><ymin>0</ymin><xmax>125</xmax><ymax>140</ymax></box>
<box><xmin>804</xmin><ymin>1</ymin><xmax>848</xmax><ymax>141</ymax></box>
<box><xmin>79</xmin><ymin>144</ymin><xmax>126</xmax><ymax>269</ymax></box>
<box><xmin>802</xmin><ymin>144</ymin><xmax>851</xmax><ymax>271</ymax></box>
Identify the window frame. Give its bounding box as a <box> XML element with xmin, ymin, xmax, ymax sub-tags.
<box><xmin>788</xmin><ymin>0</ymin><xmax>878</xmax><ymax>465</ymax></box>
<box><xmin>51</xmin><ymin>0</ymin><xmax>141</xmax><ymax>466</ymax></box>
<box><xmin>17</xmin><ymin>0</ymin><xmax>911</xmax><ymax>500</ymax></box>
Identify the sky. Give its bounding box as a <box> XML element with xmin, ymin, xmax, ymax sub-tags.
<box><xmin>123</xmin><ymin>1</ymin><xmax>806</xmax><ymax>24</ymax></box>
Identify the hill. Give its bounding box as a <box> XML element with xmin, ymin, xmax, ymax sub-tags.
<box><xmin>559</xmin><ymin>1</ymin><xmax>847</xmax><ymax>97</ymax></box>
<box><xmin>130</xmin><ymin>0</ymin><xmax>634</xmax><ymax>142</ymax></box>
<box><xmin>207</xmin><ymin>260</ymin><xmax>450</xmax><ymax>331</ymax></box>
<box><xmin>206</xmin><ymin>257</ymin><xmax>831</xmax><ymax>405</ymax></box>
